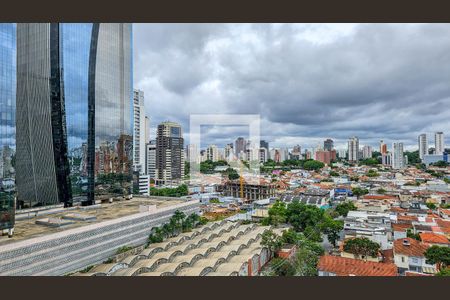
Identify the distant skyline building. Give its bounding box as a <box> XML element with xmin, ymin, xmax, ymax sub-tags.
<box><xmin>235</xmin><ymin>137</ymin><xmax>246</xmax><ymax>157</ymax></box>
<box><xmin>156</xmin><ymin>121</ymin><xmax>184</xmax><ymax>184</ymax></box>
<box><xmin>224</xmin><ymin>143</ymin><xmax>234</xmax><ymax>161</ymax></box>
<box><xmin>418</xmin><ymin>133</ymin><xmax>428</xmax><ymax>160</ymax></box>
<box><xmin>146</xmin><ymin>141</ymin><xmax>156</xmax><ymax>180</ymax></box>
<box><xmin>15</xmin><ymin>23</ymin><xmax>133</xmax><ymax>209</ymax></box>
<box><xmin>133</xmin><ymin>89</ymin><xmax>146</xmax><ymax>174</ymax></box>
<box><xmin>260</xmin><ymin>140</ymin><xmax>269</xmax><ymax>152</ymax></box>
<box><xmin>315</xmin><ymin>150</ymin><xmax>336</xmax><ymax>165</ymax></box>
<box><xmin>435</xmin><ymin>132</ymin><xmax>444</xmax><ymax>155</ymax></box>
<box><xmin>392</xmin><ymin>142</ymin><xmax>405</xmax><ymax>169</ymax></box>
<box><xmin>362</xmin><ymin>145</ymin><xmax>373</xmax><ymax>159</ymax></box>
<box><xmin>347</xmin><ymin>136</ymin><xmax>359</xmax><ymax>162</ymax></box>
<box><xmin>337</xmin><ymin>149</ymin><xmax>347</xmax><ymax>159</ymax></box>
<box><xmin>206</xmin><ymin>144</ymin><xmax>219</xmax><ymax>162</ymax></box>
<box><xmin>380</xmin><ymin>140</ymin><xmax>387</xmax><ymax>155</ymax></box>
<box><xmin>324</xmin><ymin>139</ymin><xmax>334</xmax><ymax>151</ymax></box>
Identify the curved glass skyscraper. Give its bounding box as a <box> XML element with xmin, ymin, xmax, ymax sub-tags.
<box><xmin>0</xmin><ymin>23</ymin><xmax>16</xmax><ymax>232</ymax></box>
<box><xmin>15</xmin><ymin>23</ymin><xmax>132</xmax><ymax>209</ymax></box>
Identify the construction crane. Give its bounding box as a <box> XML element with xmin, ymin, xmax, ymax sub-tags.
<box><xmin>239</xmin><ymin>160</ymin><xmax>244</xmax><ymax>200</ymax></box>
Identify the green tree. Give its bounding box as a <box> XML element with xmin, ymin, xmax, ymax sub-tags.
<box><xmin>269</xmin><ymin>257</ymin><xmax>296</xmax><ymax>276</ymax></box>
<box><xmin>433</xmin><ymin>160</ymin><xmax>449</xmax><ymax>167</ymax></box>
<box><xmin>329</xmin><ymin>171</ymin><xmax>340</xmax><ymax>177</ymax></box>
<box><xmin>366</xmin><ymin>169</ymin><xmax>379</xmax><ymax>177</ymax></box>
<box><xmin>343</xmin><ymin>237</ymin><xmax>381</xmax><ymax>260</ymax></box>
<box><xmin>286</xmin><ymin>200</ymin><xmax>325</xmax><ymax>232</ymax></box>
<box><xmin>426</xmin><ymin>202</ymin><xmax>437</xmax><ymax>210</ymax></box>
<box><xmin>303</xmin><ymin>160</ymin><xmax>325</xmax><ymax>171</ymax></box>
<box><xmin>377</xmin><ymin>188</ymin><xmax>387</xmax><ymax>194</ymax></box>
<box><xmin>334</xmin><ymin>201</ymin><xmax>357</xmax><ymax>217</ymax></box>
<box><xmin>360</xmin><ymin>158</ymin><xmax>379</xmax><ymax>166</ymax></box>
<box><xmin>321</xmin><ymin>216</ymin><xmax>344</xmax><ymax>247</ymax></box>
<box><xmin>406</xmin><ymin>229</ymin><xmax>421</xmax><ymax>241</ymax></box>
<box><xmin>261</xmin><ymin>229</ymin><xmax>283</xmax><ymax>254</ymax></box>
<box><xmin>268</xmin><ymin>200</ymin><xmax>287</xmax><ymax>226</ymax></box>
<box><xmin>225</xmin><ymin>167</ymin><xmax>240</xmax><ymax>180</ymax></box>
<box><xmin>351</xmin><ymin>187</ymin><xmax>369</xmax><ymax>199</ymax></box>
<box><xmin>436</xmin><ymin>268</ymin><xmax>450</xmax><ymax>276</ymax></box>
<box><xmin>424</xmin><ymin>245</ymin><xmax>450</xmax><ymax>271</ymax></box>
<box><xmin>404</xmin><ymin>150</ymin><xmax>420</xmax><ymax>165</ymax></box>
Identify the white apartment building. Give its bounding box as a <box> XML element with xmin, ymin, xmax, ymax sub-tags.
<box><xmin>146</xmin><ymin>141</ymin><xmax>156</xmax><ymax>180</ymax></box>
<box><xmin>392</xmin><ymin>142</ymin><xmax>405</xmax><ymax>169</ymax></box>
<box><xmin>435</xmin><ymin>132</ymin><xmax>444</xmax><ymax>155</ymax></box>
<box><xmin>347</xmin><ymin>136</ymin><xmax>359</xmax><ymax>162</ymax></box>
<box><xmin>362</xmin><ymin>145</ymin><xmax>373</xmax><ymax>159</ymax></box>
<box><xmin>133</xmin><ymin>89</ymin><xmax>147</xmax><ymax>174</ymax></box>
<box><xmin>206</xmin><ymin>144</ymin><xmax>220</xmax><ymax>162</ymax></box>
<box><xmin>418</xmin><ymin>133</ymin><xmax>428</xmax><ymax>160</ymax></box>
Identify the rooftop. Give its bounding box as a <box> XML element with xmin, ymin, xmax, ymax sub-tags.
<box><xmin>393</xmin><ymin>238</ymin><xmax>429</xmax><ymax>257</ymax></box>
<box><xmin>318</xmin><ymin>255</ymin><xmax>397</xmax><ymax>276</ymax></box>
<box><xmin>419</xmin><ymin>232</ymin><xmax>450</xmax><ymax>245</ymax></box>
<box><xmin>0</xmin><ymin>197</ymin><xmax>184</xmax><ymax>246</ymax></box>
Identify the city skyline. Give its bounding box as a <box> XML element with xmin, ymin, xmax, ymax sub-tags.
<box><xmin>133</xmin><ymin>24</ymin><xmax>450</xmax><ymax>149</ymax></box>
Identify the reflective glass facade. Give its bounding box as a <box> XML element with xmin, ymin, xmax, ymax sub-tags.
<box><xmin>91</xmin><ymin>24</ymin><xmax>133</xmax><ymax>202</ymax></box>
<box><xmin>62</xmin><ymin>23</ymin><xmax>92</xmax><ymax>202</ymax></box>
<box><xmin>0</xmin><ymin>23</ymin><xmax>16</xmax><ymax>230</ymax></box>
<box><xmin>15</xmin><ymin>23</ymin><xmax>133</xmax><ymax>210</ymax></box>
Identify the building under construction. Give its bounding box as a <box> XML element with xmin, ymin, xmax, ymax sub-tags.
<box><xmin>219</xmin><ymin>179</ymin><xmax>276</xmax><ymax>201</ymax></box>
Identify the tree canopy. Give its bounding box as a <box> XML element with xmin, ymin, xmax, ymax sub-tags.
<box><xmin>424</xmin><ymin>245</ymin><xmax>450</xmax><ymax>271</ymax></box>
<box><xmin>343</xmin><ymin>237</ymin><xmax>380</xmax><ymax>259</ymax></box>
<box><xmin>335</xmin><ymin>201</ymin><xmax>357</xmax><ymax>217</ymax></box>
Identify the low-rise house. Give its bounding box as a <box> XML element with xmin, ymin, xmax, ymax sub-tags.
<box><xmin>317</xmin><ymin>255</ymin><xmax>397</xmax><ymax>276</ymax></box>
<box><xmin>393</xmin><ymin>238</ymin><xmax>437</xmax><ymax>275</ymax></box>
<box><xmin>343</xmin><ymin>211</ymin><xmax>393</xmax><ymax>250</ymax></box>
<box><xmin>392</xmin><ymin>223</ymin><xmax>412</xmax><ymax>240</ymax></box>
<box><xmin>439</xmin><ymin>208</ymin><xmax>450</xmax><ymax>220</ymax></box>
<box><xmin>419</xmin><ymin>232</ymin><xmax>450</xmax><ymax>247</ymax></box>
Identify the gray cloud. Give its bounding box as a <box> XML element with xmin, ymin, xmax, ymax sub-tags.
<box><xmin>134</xmin><ymin>23</ymin><xmax>450</xmax><ymax>151</ymax></box>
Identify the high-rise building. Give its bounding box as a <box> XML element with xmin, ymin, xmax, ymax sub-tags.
<box><xmin>259</xmin><ymin>148</ymin><xmax>268</xmax><ymax>163</ymax></box>
<box><xmin>362</xmin><ymin>145</ymin><xmax>373</xmax><ymax>159</ymax></box>
<box><xmin>206</xmin><ymin>144</ymin><xmax>219</xmax><ymax>162</ymax></box>
<box><xmin>337</xmin><ymin>149</ymin><xmax>347</xmax><ymax>159</ymax></box>
<box><xmin>418</xmin><ymin>133</ymin><xmax>428</xmax><ymax>160</ymax></box>
<box><xmin>156</xmin><ymin>121</ymin><xmax>184</xmax><ymax>184</ymax></box>
<box><xmin>290</xmin><ymin>144</ymin><xmax>301</xmax><ymax>160</ymax></box>
<box><xmin>144</xmin><ymin>116</ymin><xmax>150</xmax><ymax>144</ymax></box>
<box><xmin>380</xmin><ymin>140</ymin><xmax>387</xmax><ymax>155</ymax></box>
<box><xmin>324</xmin><ymin>139</ymin><xmax>334</xmax><ymax>151</ymax></box>
<box><xmin>15</xmin><ymin>23</ymin><xmax>132</xmax><ymax>208</ymax></box>
<box><xmin>133</xmin><ymin>89</ymin><xmax>146</xmax><ymax>174</ymax></box>
<box><xmin>260</xmin><ymin>140</ymin><xmax>269</xmax><ymax>152</ymax></box>
<box><xmin>435</xmin><ymin>132</ymin><xmax>444</xmax><ymax>155</ymax></box>
<box><xmin>382</xmin><ymin>153</ymin><xmax>391</xmax><ymax>166</ymax></box>
<box><xmin>0</xmin><ymin>23</ymin><xmax>16</xmax><ymax>234</ymax></box>
<box><xmin>224</xmin><ymin>143</ymin><xmax>234</xmax><ymax>161</ymax></box>
<box><xmin>392</xmin><ymin>142</ymin><xmax>405</xmax><ymax>169</ymax></box>
<box><xmin>347</xmin><ymin>136</ymin><xmax>359</xmax><ymax>162</ymax></box>
<box><xmin>146</xmin><ymin>141</ymin><xmax>156</xmax><ymax>180</ymax></box>
<box><xmin>315</xmin><ymin>150</ymin><xmax>336</xmax><ymax>165</ymax></box>
<box><xmin>235</xmin><ymin>137</ymin><xmax>246</xmax><ymax>156</ymax></box>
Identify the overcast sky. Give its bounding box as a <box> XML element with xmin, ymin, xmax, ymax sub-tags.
<box><xmin>133</xmin><ymin>24</ymin><xmax>450</xmax><ymax>151</ymax></box>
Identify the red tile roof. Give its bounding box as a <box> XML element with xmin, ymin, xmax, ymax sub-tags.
<box><xmin>317</xmin><ymin>255</ymin><xmax>397</xmax><ymax>276</ymax></box>
<box><xmin>419</xmin><ymin>232</ymin><xmax>450</xmax><ymax>245</ymax></box>
<box><xmin>392</xmin><ymin>223</ymin><xmax>412</xmax><ymax>232</ymax></box>
<box><xmin>393</xmin><ymin>238</ymin><xmax>429</xmax><ymax>257</ymax></box>
<box><xmin>364</xmin><ymin>195</ymin><xmax>398</xmax><ymax>201</ymax></box>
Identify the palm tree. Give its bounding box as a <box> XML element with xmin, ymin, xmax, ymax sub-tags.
<box><xmin>162</xmin><ymin>223</ymin><xmax>174</xmax><ymax>238</ymax></box>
